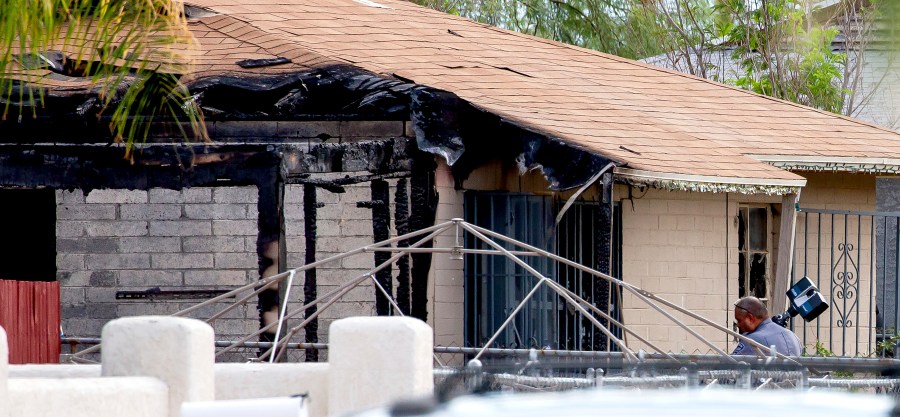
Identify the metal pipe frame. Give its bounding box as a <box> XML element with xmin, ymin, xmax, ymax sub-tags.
<box><xmin>364</xmin><ymin>247</ymin><xmax>540</xmax><ymax>257</ymax></box>
<box><xmin>460</xmin><ymin>221</ymin><xmax>636</xmax><ymax>361</ymax></box>
<box><xmin>365</xmin><ymin>273</ymin><xmax>446</xmax><ymax>367</ymax></box>
<box><xmin>465</xmin><ymin>222</ymin><xmax>729</xmax><ymax>359</ymax></box>
<box><xmin>269</xmin><ymin>270</ymin><xmax>296</xmax><ymax>363</ymax></box>
<box><xmin>255</xmin><ymin>225</ymin><xmax>453</xmax><ymax>360</ymax></box>
<box><xmin>220</xmin><ymin>273</ymin><xmax>371</xmax><ymax>358</ymax></box>
<box><xmin>71</xmin><ymin>221</ymin><xmax>454</xmax><ymax>359</ymax></box>
<box><xmin>465</xmin><ymin>221</ymin><xmax>796</xmax><ymax>363</ymax></box>
<box><xmin>552</xmin><ymin>283</ymin><xmax>675</xmax><ymax>360</ymax></box>
<box><xmin>473</xmin><ymin>277</ymin><xmax>550</xmax><ymax>361</ymax></box>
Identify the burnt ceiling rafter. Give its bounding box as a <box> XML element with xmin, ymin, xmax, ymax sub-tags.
<box><xmin>1</xmin><ymin>61</ymin><xmax>615</xmax><ymax>191</ymax></box>
<box><xmin>0</xmin><ymin>138</ymin><xmax>417</xmax><ymax>192</ymax></box>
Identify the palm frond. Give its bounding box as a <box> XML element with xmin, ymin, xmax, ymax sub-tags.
<box><xmin>0</xmin><ymin>0</ymin><xmax>208</xmax><ymax>151</ymax></box>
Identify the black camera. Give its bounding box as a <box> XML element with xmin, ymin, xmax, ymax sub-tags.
<box><xmin>772</xmin><ymin>276</ymin><xmax>829</xmax><ymax>328</ymax></box>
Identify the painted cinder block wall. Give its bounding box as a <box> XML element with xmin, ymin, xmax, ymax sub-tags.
<box><xmin>57</xmin><ymin>180</ymin><xmax>404</xmax><ymax>361</ymax></box>
<box><xmin>618</xmin><ymin>172</ymin><xmax>878</xmax><ymax>355</ymax></box>
<box><xmin>618</xmin><ymin>187</ymin><xmax>733</xmax><ymax>355</ymax></box>
<box><xmin>54</xmin><ymin>153</ymin><xmax>881</xmax><ymax>359</ymax></box>
<box><xmin>430</xmin><ymin>163</ymin><xmax>880</xmax><ymax>356</ymax></box>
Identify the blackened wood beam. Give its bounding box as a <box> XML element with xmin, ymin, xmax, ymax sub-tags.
<box><xmin>255</xmin><ymin>165</ymin><xmax>284</xmax><ymax>358</ymax></box>
<box><xmin>592</xmin><ymin>172</ymin><xmax>614</xmax><ymax>351</ymax></box>
<box><xmin>0</xmin><ymin>144</ymin><xmax>277</xmax><ymax>191</ymax></box>
<box><xmin>394</xmin><ymin>178</ymin><xmax>411</xmax><ymax>316</ymax></box>
<box><xmin>409</xmin><ymin>156</ymin><xmax>438</xmax><ymax>322</ymax></box>
<box><xmin>359</xmin><ymin>179</ymin><xmax>393</xmax><ymax>316</ymax></box>
<box><xmin>302</xmin><ymin>184</ymin><xmax>322</xmax><ymax>361</ymax></box>
<box><xmin>286</xmin><ymin>171</ymin><xmax>412</xmax><ymax>192</ymax></box>
<box><xmin>281</xmin><ymin>138</ymin><xmax>413</xmax><ymax>177</ymax></box>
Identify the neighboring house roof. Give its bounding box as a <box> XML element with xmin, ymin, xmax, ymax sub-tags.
<box><xmin>13</xmin><ymin>0</ymin><xmax>900</xmax><ymax>193</ymax></box>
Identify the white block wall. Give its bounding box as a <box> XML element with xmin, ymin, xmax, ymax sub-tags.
<box><xmin>328</xmin><ymin>317</ymin><xmax>434</xmax><ymax>416</ymax></box>
<box><xmin>215</xmin><ymin>363</ymin><xmax>329</xmax><ymax>417</ymax></box>
<box><xmin>3</xmin><ymin>316</ymin><xmax>434</xmax><ymax>417</ymax></box>
<box><xmin>8</xmin><ymin>377</ymin><xmax>169</xmax><ymax>417</ymax></box>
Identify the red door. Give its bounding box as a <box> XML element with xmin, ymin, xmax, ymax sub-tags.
<box><xmin>0</xmin><ymin>280</ymin><xmax>61</xmax><ymax>363</ymax></box>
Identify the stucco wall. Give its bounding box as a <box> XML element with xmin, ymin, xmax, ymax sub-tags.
<box><xmin>8</xmin><ymin>377</ymin><xmax>169</xmax><ymax>417</ymax></box>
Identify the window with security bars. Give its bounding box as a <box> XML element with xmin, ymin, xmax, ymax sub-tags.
<box><xmin>737</xmin><ymin>204</ymin><xmax>772</xmax><ymax>303</ymax></box>
<box><xmin>463</xmin><ymin>192</ymin><xmax>622</xmax><ymax>351</ymax></box>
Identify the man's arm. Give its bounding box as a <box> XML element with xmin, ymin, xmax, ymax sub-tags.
<box><xmin>731</xmin><ymin>340</ymin><xmax>756</xmax><ymax>355</ymax></box>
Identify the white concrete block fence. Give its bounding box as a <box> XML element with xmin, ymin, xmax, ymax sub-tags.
<box><xmin>1</xmin><ymin>316</ymin><xmax>434</xmax><ymax>417</ymax></box>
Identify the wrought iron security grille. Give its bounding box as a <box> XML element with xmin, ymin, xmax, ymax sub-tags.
<box><xmin>792</xmin><ymin>207</ymin><xmax>900</xmax><ymax>357</ymax></box>
<box><xmin>463</xmin><ymin>192</ymin><xmax>622</xmax><ymax>352</ymax></box>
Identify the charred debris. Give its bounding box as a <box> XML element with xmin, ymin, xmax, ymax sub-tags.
<box><xmin>0</xmin><ymin>63</ymin><xmax>615</xmax><ymax>350</ymax></box>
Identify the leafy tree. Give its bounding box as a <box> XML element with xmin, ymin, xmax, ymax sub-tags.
<box><xmin>415</xmin><ymin>0</ymin><xmax>895</xmax><ymax>119</ymax></box>
<box><xmin>0</xmin><ymin>0</ymin><xmax>207</xmax><ymax>155</ymax></box>
<box><xmin>718</xmin><ymin>0</ymin><xmax>848</xmax><ymax>112</ymax></box>
<box><xmin>413</xmin><ymin>0</ymin><xmax>652</xmax><ymax>59</ymax></box>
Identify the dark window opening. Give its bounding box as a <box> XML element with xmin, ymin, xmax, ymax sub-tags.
<box><xmin>0</xmin><ymin>189</ymin><xmax>56</xmax><ymax>281</ymax></box>
<box><xmin>737</xmin><ymin>205</ymin><xmax>770</xmax><ymax>302</ymax></box>
<box><xmin>463</xmin><ymin>192</ymin><xmax>622</xmax><ymax>351</ymax></box>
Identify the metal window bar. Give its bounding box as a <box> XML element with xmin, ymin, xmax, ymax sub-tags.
<box><xmin>463</xmin><ymin>192</ymin><xmax>621</xmax><ymax>355</ymax></box>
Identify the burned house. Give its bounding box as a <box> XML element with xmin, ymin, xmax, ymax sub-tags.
<box><xmin>3</xmin><ymin>0</ymin><xmax>900</xmax><ymax>361</ymax></box>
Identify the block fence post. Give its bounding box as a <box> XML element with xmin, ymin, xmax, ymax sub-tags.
<box><xmin>101</xmin><ymin>316</ymin><xmax>214</xmax><ymax>417</ymax></box>
<box><xmin>328</xmin><ymin>317</ymin><xmax>433</xmax><ymax>416</ymax></box>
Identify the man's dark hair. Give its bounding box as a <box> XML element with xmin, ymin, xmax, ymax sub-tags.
<box><xmin>735</xmin><ymin>296</ymin><xmax>768</xmax><ymax>319</ymax></box>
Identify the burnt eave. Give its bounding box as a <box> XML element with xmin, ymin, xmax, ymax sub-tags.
<box><xmin>1</xmin><ymin>64</ymin><xmax>614</xmax><ymax>192</ymax></box>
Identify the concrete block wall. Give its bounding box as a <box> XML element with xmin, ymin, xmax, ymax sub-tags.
<box><xmin>617</xmin><ymin>173</ymin><xmax>879</xmax><ymax>356</ymax></box>
<box><xmin>56</xmin><ymin>187</ymin><xmax>260</xmax><ymax>347</ymax></box>
<box><xmin>283</xmin><ymin>176</ymin><xmax>406</xmax><ymax>359</ymax></box>
<box><xmin>618</xmin><ymin>187</ymin><xmax>733</xmax><ymax>354</ymax></box>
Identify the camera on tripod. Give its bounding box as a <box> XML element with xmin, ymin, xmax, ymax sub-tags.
<box><xmin>771</xmin><ymin>276</ymin><xmax>829</xmax><ymax>328</ymax></box>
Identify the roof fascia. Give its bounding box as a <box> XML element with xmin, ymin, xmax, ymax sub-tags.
<box><xmin>615</xmin><ymin>167</ymin><xmax>806</xmax><ymax>195</ymax></box>
<box><xmin>751</xmin><ymin>155</ymin><xmax>900</xmax><ymax>175</ymax></box>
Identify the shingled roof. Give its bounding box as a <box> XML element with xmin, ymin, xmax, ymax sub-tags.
<box><xmin>15</xmin><ymin>0</ymin><xmax>900</xmax><ymax>193</ymax></box>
